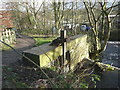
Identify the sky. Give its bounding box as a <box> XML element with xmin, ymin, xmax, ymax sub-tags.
<box><xmin>0</xmin><ymin>0</ymin><xmax>119</xmax><ymax>11</ymax></box>
<box><xmin>0</xmin><ymin>1</ymin><xmax>3</xmax><ymax>10</ymax></box>
<box><xmin>0</xmin><ymin>0</ymin><xmax>119</xmax><ymax>3</ymax></box>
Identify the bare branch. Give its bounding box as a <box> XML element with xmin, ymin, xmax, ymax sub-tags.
<box><xmin>35</xmin><ymin>2</ymin><xmax>44</xmax><ymax>16</ymax></box>
<box><xmin>109</xmin><ymin>13</ymin><xmax>120</xmax><ymax>23</ymax></box>
<box><xmin>106</xmin><ymin>3</ymin><xmax>120</xmax><ymax>11</ymax></box>
<box><xmin>83</xmin><ymin>2</ymin><xmax>97</xmax><ymax>37</ymax></box>
<box><xmin>83</xmin><ymin>2</ymin><xmax>93</xmax><ymax>27</ymax></box>
<box><xmin>0</xmin><ymin>40</ymin><xmax>58</xmax><ymax>88</ymax></box>
<box><xmin>107</xmin><ymin>0</ymin><xmax>116</xmax><ymax>14</ymax></box>
<box><xmin>89</xmin><ymin>3</ymin><xmax>97</xmax><ymax>22</ymax></box>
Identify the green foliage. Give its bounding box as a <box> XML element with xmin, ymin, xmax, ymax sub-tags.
<box><xmin>21</xmin><ymin>29</ymin><xmax>42</xmax><ymax>35</ymax></box>
<box><xmin>55</xmin><ymin>73</ymin><xmax>75</xmax><ymax>88</ymax></box>
<box><xmin>3</xmin><ymin>64</ymin><xmax>101</xmax><ymax>88</ymax></box>
<box><xmin>80</xmin><ymin>82</ymin><xmax>89</xmax><ymax>88</ymax></box>
<box><xmin>48</xmin><ymin>70</ymin><xmax>101</xmax><ymax>88</ymax></box>
<box><xmin>0</xmin><ymin>44</ymin><xmax>14</xmax><ymax>51</ymax></box>
<box><xmin>21</xmin><ymin>28</ymin><xmax>53</xmax><ymax>35</ymax></box>
<box><xmin>49</xmin><ymin>66</ymin><xmax>57</xmax><ymax>71</ymax></box>
<box><xmin>105</xmin><ymin>64</ymin><xmax>115</xmax><ymax>71</ymax></box>
<box><xmin>14</xmin><ymin>82</ymin><xmax>29</xmax><ymax>88</ymax></box>
<box><xmin>91</xmin><ymin>74</ymin><xmax>100</xmax><ymax>81</ymax></box>
<box><xmin>2</xmin><ymin>66</ymin><xmax>29</xmax><ymax>88</ymax></box>
<box><xmin>90</xmin><ymin>74</ymin><xmax>101</xmax><ymax>88</ymax></box>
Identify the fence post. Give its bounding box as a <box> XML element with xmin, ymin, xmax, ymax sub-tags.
<box><xmin>0</xmin><ymin>31</ymin><xmax>2</xmax><ymax>47</ymax></box>
<box><xmin>60</xmin><ymin>30</ymin><xmax>66</xmax><ymax>72</ymax></box>
<box><xmin>0</xmin><ymin>29</ymin><xmax>16</xmax><ymax>45</ymax></box>
<box><xmin>8</xmin><ymin>29</ymin><xmax>12</xmax><ymax>44</ymax></box>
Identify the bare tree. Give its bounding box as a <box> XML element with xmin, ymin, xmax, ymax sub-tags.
<box><xmin>24</xmin><ymin>1</ymin><xmax>43</xmax><ymax>29</ymax></box>
<box><xmin>83</xmin><ymin>0</ymin><xmax>120</xmax><ymax>59</ymax></box>
<box><xmin>53</xmin><ymin>1</ymin><xmax>65</xmax><ymax>35</ymax></box>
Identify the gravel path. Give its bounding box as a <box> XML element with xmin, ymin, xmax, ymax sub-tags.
<box><xmin>1</xmin><ymin>36</ymin><xmax>35</xmax><ymax>65</ymax></box>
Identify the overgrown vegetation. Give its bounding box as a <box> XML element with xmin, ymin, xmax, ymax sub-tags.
<box><xmin>2</xmin><ymin>66</ymin><xmax>30</xmax><ymax>88</ymax></box>
<box><xmin>2</xmin><ymin>0</ymin><xmax>120</xmax><ymax>88</ymax></box>
<box><xmin>0</xmin><ymin>44</ymin><xmax>14</xmax><ymax>51</ymax></box>
<box><xmin>2</xmin><ymin>62</ymin><xmax>102</xmax><ymax>88</ymax></box>
<box><xmin>2</xmin><ymin>37</ymin><xmax>117</xmax><ymax>88</ymax></box>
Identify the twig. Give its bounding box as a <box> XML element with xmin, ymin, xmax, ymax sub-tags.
<box><xmin>0</xmin><ymin>40</ymin><xmax>58</xmax><ymax>88</ymax></box>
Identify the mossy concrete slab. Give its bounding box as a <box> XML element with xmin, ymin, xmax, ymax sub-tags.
<box><xmin>23</xmin><ymin>34</ymin><xmax>89</xmax><ymax>69</ymax></box>
<box><xmin>23</xmin><ymin>43</ymin><xmax>62</xmax><ymax>67</ymax></box>
<box><xmin>67</xmin><ymin>34</ymin><xmax>89</xmax><ymax>70</ymax></box>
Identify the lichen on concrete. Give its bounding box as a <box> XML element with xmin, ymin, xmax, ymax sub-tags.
<box><xmin>23</xmin><ymin>34</ymin><xmax>89</xmax><ymax>70</ymax></box>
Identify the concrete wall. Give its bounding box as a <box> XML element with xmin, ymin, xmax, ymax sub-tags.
<box><xmin>23</xmin><ymin>34</ymin><xmax>89</xmax><ymax>70</ymax></box>
<box><xmin>67</xmin><ymin>35</ymin><xmax>89</xmax><ymax>70</ymax></box>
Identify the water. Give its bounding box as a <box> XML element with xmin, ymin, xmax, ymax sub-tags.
<box><xmin>96</xmin><ymin>41</ymin><xmax>120</xmax><ymax>88</ymax></box>
<box><xmin>101</xmin><ymin>41</ymin><xmax>120</xmax><ymax>68</ymax></box>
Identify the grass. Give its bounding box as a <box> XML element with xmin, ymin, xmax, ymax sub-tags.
<box><xmin>0</xmin><ymin>44</ymin><xmax>14</xmax><ymax>51</ymax></box>
<box><xmin>34</xmin><ymin>38</ymin><xmax>55</xmax><ymax>46</ymax></box>
<box><xmin>0</xmin><ymin>37</ymin><xmax>54</xmax><ymax>50</ymax></box>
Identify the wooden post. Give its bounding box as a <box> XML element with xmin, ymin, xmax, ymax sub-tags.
<box><xmin>60</xmin><ymin>30</ymin><xmax>66</xmax><ymax>72</ymax></box>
